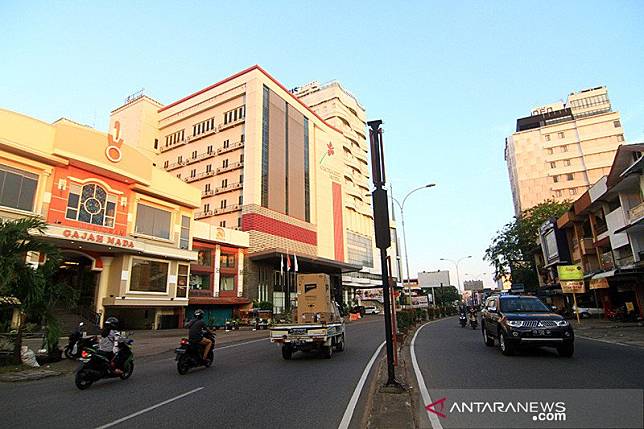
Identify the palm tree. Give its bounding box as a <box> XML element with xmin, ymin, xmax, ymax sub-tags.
<box><xmin>0</xmin><ymin>217</ymin><xmax>74</xmax><ymax>363</ymax></box>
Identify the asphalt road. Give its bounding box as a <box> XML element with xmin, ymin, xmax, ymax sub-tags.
<box><xmin>3</xmin><ymin>317</ymin><xmax>385</xmax><ymax>429</ymax></box>
<box><xmin>413</xmin><ymin>316</ymin><xmax>644</xmax><ymax>389</ymax></box>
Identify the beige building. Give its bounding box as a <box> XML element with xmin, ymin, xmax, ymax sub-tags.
<box><xmin>505</xmin><ymin>86</ymin><xmax>626</xmax><ymax>215</ymax></box>
<box><xmin>293</xmin><ymin>81</ymin><xmax>400</xmax><ymax>295</ymax></box>
<box><xmin>111</xmin><ymin>66</ymin><xmax>362</xmax><ymax>313</ymax></box>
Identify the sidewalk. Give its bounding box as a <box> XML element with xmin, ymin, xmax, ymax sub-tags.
<box><xmin>2</xmin><ymin>328</ymin><xmax>269</xmax><ymax>383</ymax></box>
<box><xmin>572</xmin><ymin>318</ymin><xmax>644</xmax><ymax>348</ymax></box>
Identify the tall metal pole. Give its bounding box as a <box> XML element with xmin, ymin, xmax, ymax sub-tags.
<box><xmin>401</xmin><ymin>207</ymin><xmax>412</xmax><ymax>307</ymax></box>
<box><xmin>368</xmin><ymin>120</ymin><xmax>397</xmax><ymax>386</ymax></box>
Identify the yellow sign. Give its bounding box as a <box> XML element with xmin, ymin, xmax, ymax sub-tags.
<box><xmin>557</xmin><ymin>265</ymin><xmax>584</xmax><ymax>281</ymax></box>
<box><xmin>589</xmin><ymin>278</ymin><xmax>609</xmax><ymax>290</ymax></box>
<box><xmin>626</xmin><ymin>302</ymin><xmax>635</xmax><ymax>313</ymax></box>
<box><xmin>561</xmin><ymin>280</ymin><xmax>585</xmax><ymax>294</ymax></box>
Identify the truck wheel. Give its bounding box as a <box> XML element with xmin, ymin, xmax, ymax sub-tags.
<box><xmin>323</xmin><ymin>345</ymin><xmax>333</xmax><ymax>359</ymax></box>
<box><xmin>282</xmin><ymin>345</ymin><xmax>293</xmax><ymax>360</ymax></box>
<box><xmin>335</xmin><ymin>334</ymin><xmax>346</xmax><ymax>352</ymax></box>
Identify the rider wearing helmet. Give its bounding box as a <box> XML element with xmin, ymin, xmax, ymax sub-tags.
<box><xmin>187</xmin><ymin>309</ymin><xmax>212</xmax><ymax>362</ymax></box>
<box><xmin>98</xmin><ymin>316</ymin><xmax>123</xmax><ymax>375</ymax></box>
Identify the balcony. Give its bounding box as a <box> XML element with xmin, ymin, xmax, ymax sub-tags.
<box><xmin>186</xmin><ymin>151</ymin><xmax>216</xmax><ymax>165</ymax></box>
<box><xmin>165</xmin><ymin>161</ymin><xmax>185</xmax><ymax>171</ymax></box>
<box><xmin>606</xmin><ymin>207</ymin><xmax>629</xmax><ymax>249</ymax></box>
<box><xmin>215</xmin><ymin>182</ymin><xmax>243</xmax><ymax>195</ymax></box>
<box><xmin>217</xmin><ymin>140</ymin><xmax>244</xmax><ymax>156</ymax></box>
<box><xmin>215</xmin><ymin>204</ymin><xmax>242</xmax><ymax>215</ymax></box>
<box><xmin>580</xmin><ymin>238</ymin><xmax>595</xmax><ymax>255</ymax></box>
<box><xmin>202</xmin><ymin>189</ymin><xmax>215</xmax><ymax>197</ymax></box>
<box><xmin>185</xmin><ymin>170</ymin><xmax>215</xmax><ymax>183</ymax></box>
<box><xmin>194</xmin><ymin>210</ymin><xmax>214</xmax><ymax>220</ymax></box>
<box><xmin>627</xmin><ymin>201</ymin><xmax>644</xmax><ymax>224</ymax></box>
<box><xmin>216</xmin><ymin>161</ymin><xmax>244</xmax><ymax>174</ymax></box>
<box><xmin>218</xmin><ymin>117</ymin><xmax>245</xmax><ymax>132</ymax></box>
<box><xmin>160</xmin><ymin>137</ymin><xmax>188</xmax><ymax>153</ymax></box>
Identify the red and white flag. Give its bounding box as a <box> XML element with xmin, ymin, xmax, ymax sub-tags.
<box><xmin>280</xmin><ymin>254</ymin><xmax>284</xmax><ymax>276</ymax></box>
<box><xmin>286</xmin><ymin>254</ymin><xmax>292</xmax><ymax>271</ymax></box>
<box><xmin>294</xmin><ymin>254</ymin><xmax>299</xmax><ymax>273</ymax></box>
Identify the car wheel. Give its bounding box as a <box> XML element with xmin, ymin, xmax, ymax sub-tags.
<box><xmin>499</xmin><ymin>332</ymin><xmax>514</xmax><ymax>356</ymax></box>
<box><xmin>557</xmin><ymin>343</ymin><xmax>574</xmax><ymax>357</ymax></box>
<box><xmin>335</xmin><ymin>334</ymin><xmax>346</xmax><ymax>352</ymax></box>
<box><xmin>482</xmin><ymin>325</ymin><xmax>495</xmax><ymax>347</ymax></box>
<box><xmin>282</xmin><ymin>345</ymin><xmax>293</xmax><ymax>360</ymax></box>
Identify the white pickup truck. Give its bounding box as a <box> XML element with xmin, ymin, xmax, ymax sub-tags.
<box><xmin>270</xmin><ymin>320</ymin><xmax>345</xmax><ymax>359</ymax></box>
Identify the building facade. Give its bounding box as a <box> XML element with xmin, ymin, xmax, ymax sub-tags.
<box><xmin>294</xmin><ymin>81</ymin><xmax>401</xmax><ymax>299</ymax></box>
<box><xmin>505</xmin><ymin>86</ymin><xmax>625</xmax><ymax>215</ymax></box>
<box><xmin>0</xmin><ymin>108</ymin><xmax>202</xmax><ymax>329</ymax></box>
<box><xmin>111</xmin><ymin>66</ymin><xmax>361</xmax><ymax>314</ymax></box>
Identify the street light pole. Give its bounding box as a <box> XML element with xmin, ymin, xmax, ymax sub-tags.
<box><xmin>440</xmin><ymin>256</ymin><xmax>473</xmax><ymax>295</ymax></box>
<box><xmin>390</xmin><ymin>184</ymin><xmax>436</xmax><ymax>308</ymax></box>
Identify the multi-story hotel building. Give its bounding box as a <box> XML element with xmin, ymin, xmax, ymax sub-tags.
<box><xmin>505</xmin><ymin>86</ymin><xmax>626</xmax><ymax>215</ymax></box>
<box><xmin>293</xmin><ymin>81</ymin><xmax>400</xmax><ymax>294</ymax></box>
<box><xmin>0</xmin><ymin>108</ymin><xmax>202</xmax><ymax>329</ymax></box>
<box><xmin>111</xmin><ymin>66</ymin><xmax>362</xmax><ymax>313</ymax></box>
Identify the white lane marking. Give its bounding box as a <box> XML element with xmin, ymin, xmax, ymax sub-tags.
<box><xmin>217</xmin><ymin>337</ymin><xmax>268</xmax><ymax>350</ymax></box>
<box><xmin>576</xmin><ymin>335</ymin><xmax>640</xmax><ymax>348</ymax></box>
<box><xmin>338</xmin><ymin>340</ymin><xmax>385</xmax><ymax>429</ymax></box>
<box><xmin>94</xmin><ymin>387</ymin><xmax>204</xmax><ymax>429</ymax></box>
<box><xmin>411</xmin><ymin>321</ymin><xmax>444</xmax><ymax>429</ymax></box>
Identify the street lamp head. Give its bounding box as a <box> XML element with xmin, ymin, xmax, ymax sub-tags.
<box><xmin>425</xmin><ymin>183</ymin><xmax>436</xmax><ymax>188</ymax></box>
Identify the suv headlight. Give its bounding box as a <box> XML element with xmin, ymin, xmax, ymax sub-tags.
<box><xmin>555</xmin><ymin>320</ymin><xmax>569</xmax><ymax>327</ymax></box>
<box><xmin>506</xmin><ymin>320</ymin><xmax>523</xmax><ymax>328</ymax></box>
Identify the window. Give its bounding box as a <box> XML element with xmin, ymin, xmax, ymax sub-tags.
<box><xmin>223</xmin><ymin>106</ymin><xmax>245</xmax><ymax>125</ymax></box>
<box><xmin>207</xmin><ymin>145</ymin><xmax>213</xmax><ymax>154</ymax></box>
<box><xmin>189</xmin><ymin>273</ymin><xmax>211</xmax><ymax>290</ymax></box>
<box><xmin>544</xmin><ymin>134</ymin><xmax>551</xmax><ymax>142</ymax></box>
<box><xmin>220</xmin><ymin>199</ymin><xmax>227</xmax><ymax>209</ymax></box>
<box><xmin>562</xmin><ymin>145</ymin><xmax>568</xmax><ymax>152</ymax></box>
<box><xmin>66</xmin><ymin>183</ymin><xmax>117</xmax><ymax>227</ymax></box>
<box><xmin>614</xmin><ymin>120</ymin><xmax>621</xmax><ymax>128</ymax></box>
<box><xmin>550</xmin><ymin>162</ymin><xmax>556</xmax><ymax>169</ymax></box>
<box><xmin>190</xmin><ymin>169</ymin><xmax>196</xmax><ymax>178</ymax></box>
<box><xmin>241</xmin><ymin>134</ymin><xmax>245</xmax><ymax>143</ymax></box>
<box><xmin>219</xmin><ymin>221</ymin><xmax>226</xmax><ymax>227</ymax></box>
<box><xmin>220</xmin><ymin>253</ymin><xmax>236</xmax><ymax>268</ymax></box>
<box><xmin>164</xmin><ymin>130</ymin><xmax>184</xmax><ymax>146</ymax></box>
<box><xmin>219</xmin><ymin>275</ymin><xmax>235</xmax><ymax>291</ymax></box>
<box><xmin>239</xmin><ymin>174</ymin><xmax>244</xmax><ymax>183</ymax></box>
<box><xmin>567</xmin><ymin>173</ymin><xmax>574</xmax><ymax>181</ymax></box>
<box><xmin>177</xmin><ymin>264</ymin><xmax>188</xmax><ymax>298</ymax></box>
<box><xmin>180</xmin><ymin>215</ymin><xmax>190</xmax><ymax>250</ymax></box>
<box><xmin>205</xmin><ymin>183</ymin><xmax>211</xmax><ymax>192</ymax></box>
<box><xmin>0</xmin><ymin>165</ymin><xmax>38</xmax><ymax>212</ymax></box>
<box><xmin>204</xmin><ymin>203</ymin><xmax>210</xmax><ymax>212</ymax></box>
<box><xmin>347</xmin><ymin>231</ymin><xmax>374</xmax><ymax>267</ymax></box>
<box><xmin>569</xmin><ymin>188</ymin><xmax>577</xmax><ymax>195</ymax></box>
<box><xmin>558</xmin><ymin>131</ymin><xmax>565</xmax><ymax>139</ymax></box>
<box><xmin>164</xmin><ymin>160</ymin><xmax>169</xmax><ymax>168</ymax></box>
<box><xmin>222</xmin><ymin>159</ymin><xmax>229</xmax><ymax>168</ymax></box>
<box><xmin>221</xmin><ymin>179</ymin><xmax>228</xmax><ymax>188</ymax></box>
<box><xmin>197</xmin><ymin>249</ymin><xmax>212</xmax><ymax>266</ymax></box>
<box><xmin>154</xmin><ymin>139</ymin><xmax>159</xmax><ymax>150</ymax></box>
<box><xmin>261</xmin><ymin>85</ymin><xmax>270</xmax><ymax>207</ymax></box>
<box><xmin>240</xmin><ymin>154</ymin><xmax>244</xmax><ymax>163</ymax></box>
<box><xmin>194</xmin><ymin>117</ymin><xmax>216</xmax><ymax>136</ymax></box>
<box><xmin>553</xmin><ymin>176</ymin><xmax>559</xmax><ymax>183</ymax></box>
<box><xmin>192</xmin><ymin>151</ymin><xmax>197</xmax><ymax>159</ymax></box>
<box><xmin>206</xmin><ymin>164</ymin><xmax>212</xmax><ymax>173</ymax></box>
<box><xmin>239</xmin><ymin>195</ymin><xmax>243</xmax><ymax>205</ymax></box>
<box><xmin>564</xmin><ymin>159</ymin><xmax>571</xmax><ymax>166</ymax></box>
<box><xmin>617</xmin><ymin>135</ymin><xmax>624</xmax><ymax>142</ymax></box>
<box><xmin>135</xmin><ymin>204</ymin><xmax>171</xmax><ymax>239</ymax></box>
<box><xmin>130</xmin><ymin>259</ymin><xmax>168</xmax><ymax>293</ymax></box>
<box><xmin>555</xmin><ymin>190</ymin><xmax>562</xmax><ymax>197</ymax></box>
<box><xmin>176</xmin><ymin>173</ymin><xmax>181</xmax><ymax>179</ymax></box>
<box><xmin>546</xmin><ymin>148</ymin><xmax>553</xmax><ymax>155</ymax></box>
<box><xmin>178</xmin><ymin>155</ymin><xmax>183</xmax><ymax>163</ymax></box>
<box><xmin>237</xmin><ymin>217</ymin><xmax>241</xmax><ymax>228</ymax></box>
<box><xmin>223</xmin><ymin>140</ymin><xmax>230</xmax><ymax>149</ymax></box>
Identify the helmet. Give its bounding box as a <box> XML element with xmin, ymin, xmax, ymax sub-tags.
<box><xmin>105</xmin><ymin>316</ymin><xmax>119</xmax><ymax>329</ymax></box>
<box><xmin>194</xmin><ymin>309</ymin><xmax>205</xmax><ymax>319</ymax></box>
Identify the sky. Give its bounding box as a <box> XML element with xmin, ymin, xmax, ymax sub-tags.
<box><xmin>2</xmin><ymin>1</ymin><xmax>644</xmax><ymax>289</ymax></box>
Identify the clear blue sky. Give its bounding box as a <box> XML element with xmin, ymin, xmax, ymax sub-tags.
<box><xmin>2</xmin><ymin>1</ymin><xmax>643</xmax><ymax>288</ymax></box>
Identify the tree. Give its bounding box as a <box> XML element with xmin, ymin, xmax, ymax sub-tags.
<box><xmin>0</xmin><ymin>217</ymin><xmax>76</xmax><ymax>362</ymax></box>
<box><xmin>433</xmin><ymin>285</ymin><xmax>461</xmax><ymax>305</ymax></box>
<box><xmin>484</xmin><ymin>200</ymin><xmax>571</xmax><ymax>291</ymax></box>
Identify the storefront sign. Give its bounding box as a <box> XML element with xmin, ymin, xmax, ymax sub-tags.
<box><xmin>106</xmin><ymin>121</ymin><xmax>124</xmax><ymax>163</ymax></box>
<box><xmin>589</xmin><ymin>278</ymin><xmax>609</xmax><ymax>290</ymax></box>
<box><xmin>557</xmin><ymin>264</ymin><xmax>584</xmax><ymax>281</ymax></box>
<box><xmin>412</xmin><ymin>295</ymin><xmax>429</xmax><ymax>307</ymax></box>
<box><xmin>62</xmin><ymin>229</ymin><xmax>135</xmax><ymax>248</ymax></box>
<box><xmin>561</xmin><ymin>280</ymin><xmax>585</xmax><ymax>294</ymax></box>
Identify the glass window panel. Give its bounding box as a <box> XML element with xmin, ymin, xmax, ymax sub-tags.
<box><xmin>78</xmin><ymin>206</ymin><xmax>92</xmax><ymax>223</ymax></box>
<box><xmin>189</xmin><ymin>273</ymin><xmax>211</xmax><ymax>290</ymax></box>
<box><xmin>197</xmin><ymin>249</ymin><xmax>211</xmax><ymax>266</ymax></box>
<box><xmin>105</xmin><ymin>217</ymin><xmax>114</xmax><ymax>227</ymax></box>
<box><xmin>0</xmin><ymin>172</ymin><xmax>21</xmax><ymax>208</ymax></box>
<box><xmin>66</xmin><ymin>208</ymin><xmax>78</xmax><ymax>219</ymax></box>
<box><xmin>67</xmin><ymin>192</ymin><xmax>80</xmax><ymax>210</ymax></box>
<box><xmin>130</xmin><ymin>259</ymin><xmax>168</xmax><ymax>292</ymax></box>
<box><xmin>17</xmin><ymin>176</ymin><xmax>37</xmax><ymax>211</ymax></box>
<box><xmin>219</xmin><ymin>275</ymin><xmax>235</xmax><ymax>291</ymax></box>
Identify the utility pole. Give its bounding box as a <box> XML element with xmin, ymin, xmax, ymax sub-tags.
<box><xmin>368</xmin><ymin>120</ymin><xmax>398</xmax><ymax>386</ymax></box>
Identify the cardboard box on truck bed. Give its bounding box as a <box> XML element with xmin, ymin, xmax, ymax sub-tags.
<box><xmin>296</xmin><ymin>274</ymin><xmax>340</xmax><ymax>323</ymax></box>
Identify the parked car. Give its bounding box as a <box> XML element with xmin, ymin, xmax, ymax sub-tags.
<box><xmin>363</xmin><ymin>306</ymin><xmax>380</xmax><ymax>315</ymax></box>
<box><xmin>572</xmin><ymin>305</ymin><xmax>604</xmax><ymax>318</ymax></box>
<box><xmin>481</xmin><ymin>295</ymin><xmax>574</xmax><ymax>357</ymax></box>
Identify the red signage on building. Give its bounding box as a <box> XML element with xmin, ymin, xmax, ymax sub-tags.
<box><xmin>63</xmin><ymin>229</ymin><xmax>135</xmax><ymax>248</ymax></box>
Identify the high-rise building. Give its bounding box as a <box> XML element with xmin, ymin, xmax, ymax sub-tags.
<box><xmin>505</xmin><ymin>86</ymin><xmax>625</xmax><ymax>215</ymax></box>
<box><xmin>111</xmin><ymin>66</ymin><xmax>363</xmax><ymax>314</ymax></box>
<box><xmin>293</xmin><ymin>81</ymin><xmax>400</xmax><ymax>294</ymax></box>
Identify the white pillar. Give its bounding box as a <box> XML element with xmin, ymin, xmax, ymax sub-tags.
<box><xmin>214</xmin><ymin>245</ymin><xmax>221</xmax><ymax>297</ymax></box>
<box><xmin>237</xmin><ymin>249</ymin><xmax>244</xmax><ymax>297</ymax></box>
<box><xmin>95</xmin><ymin>256</ymin><xmax>114</xmax><ymax>325</ymax></box>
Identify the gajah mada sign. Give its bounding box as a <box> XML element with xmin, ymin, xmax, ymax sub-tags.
<box><xmin>557</xmin><ymin>264</ymin><xmax>584</xmax><ymax>281</ymax></box>
<box><xmin>63</xmin><ymin>229</ymin><xmax>135</xmax><ymax>249</ymax></box>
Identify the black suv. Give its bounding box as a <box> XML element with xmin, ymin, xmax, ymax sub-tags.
<box><xmin>481</xmin><ymin>295</ymin><xmax>574</xmax><ymax>357</ymax></box>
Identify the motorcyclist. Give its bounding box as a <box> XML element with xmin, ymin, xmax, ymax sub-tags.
<box><xmin>468</xmin><ymin>305</ymin><xmax>478</xmax><ymax>322</ymax></box>
<box><xmin>98</xmin><ymin>316</ymin><xmax>124</xmax><ymax>375</ymax></box>
<box><xmin>186</xmin><ymin>309</ymin><xmax>212</xmax><ymax>362</ymax></box>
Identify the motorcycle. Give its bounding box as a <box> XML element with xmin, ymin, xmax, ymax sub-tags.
<box><xmin>469</xmin><ymin>312</ymin><xmax>478</xmax><ymax>330</ymax></box>
<box><xmin>64</xmin><ymin>322</ymin><xmax>97</xmax><ymax>359</ymax></box>
<box><xmin>175</xmin><ymin>330</ymin><xmax>216</xmax><ymax>375</ymax></box>
<box><xmin>459</xmin><ymin>314</ymin><xmax>467</xmax><ymax>328</ymax></box>
<box><xmin>75</xmin><ymin>338</ymin><xmax>134</xmax><ymax>390</ymax></box>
